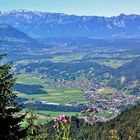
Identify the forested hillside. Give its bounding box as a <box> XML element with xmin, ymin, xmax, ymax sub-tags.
<box><xmin>110</xmin><ymin>57</ymin><xmax>140</xmax><ymax>95</ymax></box>
<box><xmin>76</xmin><ymin>104</ymin><xmax>140</xmax><ymax>140</ymax></box>
<box><xmin>45</xmin><ymin>104</ymin><xmax>140</xmax><ymax>140</ymax></box>
<box><xmin>116</xmin><ymin>57</ymin><xmax>140</xmax><ymax>82</ymax></box>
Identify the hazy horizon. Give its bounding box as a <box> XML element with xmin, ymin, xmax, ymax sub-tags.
<box><xmin>0</xmin><ymin>0</ymin><xmax>140</xmax><ymax>17</ymax></box>
<box><xmin>0</xmin><ymin>9</ymin><xmax>140</xmax><ymax>18</ymax></box>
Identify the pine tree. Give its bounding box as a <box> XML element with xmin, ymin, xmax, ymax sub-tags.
<box><xmin>0</xmin><ymin>54</ymin><xmax>27</xmax><ymax>140</ymax></box>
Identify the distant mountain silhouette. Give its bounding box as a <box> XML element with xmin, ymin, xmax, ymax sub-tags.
<box><xmin>0</xmin><ymin>10</ymin><xmax>140</xmax><ymax>38</ymax></box>
<box><xmin>0</xmin><ymin>23</ymin><xmax>33</xmax><ymax>42</ymax></box>
<box><xmin>0</xmin><ymin>23</ymin><xmax>46</xmax><ymax>48</ymax></box>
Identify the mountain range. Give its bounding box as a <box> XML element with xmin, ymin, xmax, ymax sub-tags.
<box><xmin>0</xmin><ymin>10</ymin><xmax>140</xmax><ymax>38</ymax></box>
<box><xmin>0</xmin><ymin>23</ymin><xmax>33</xmax><ymax>42</ymax></box>
<box><xmin>0</xmin><ymin>23</ymin><xmax>46</xmax><ymax>51</ymax></box>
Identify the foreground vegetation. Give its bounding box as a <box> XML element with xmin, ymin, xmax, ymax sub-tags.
<box><xmin>0</xmin><ymin>55</ymin><xmax>27</xmax><ymax>139</ymax></box>
<box><xmin>24</xmin><ymin>103</ymin><xmax>140</xmax><ymax>140</ymax></box>
<box><xmin>1</xmin><ymin>54</ymin><xmax>140</xmax><ymax>140</ymax></box>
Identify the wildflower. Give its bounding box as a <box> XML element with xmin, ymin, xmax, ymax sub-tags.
<box><xmin>64</xmin><ymin>119</ymin><xmax>67</xmax><ymax>123</ymax></box>
<box><xmin>53</xmin><ymin>118</ymin><xmax>57</xmax><ymax>122</ymax></box>
<box><xmin>53</xmin><ymin>114</ymin><xmax>71</xmax><ymax>140</ymax></box>
<box><xmin>53</xmin><ymin>125</ymin><xmax>57</xmax><ymax>129</ymax></box>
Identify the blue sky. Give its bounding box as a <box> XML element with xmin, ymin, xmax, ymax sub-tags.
<box><xmin>0</xmin><ymin>0</ymin><xmax>140</xmax><ymax>16</ymax></box>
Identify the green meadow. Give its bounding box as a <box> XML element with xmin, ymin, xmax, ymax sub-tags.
<box><xmin>16</xmin><ymin>74</ymin><xmax>86</xmax><ymax>105</ymax></box>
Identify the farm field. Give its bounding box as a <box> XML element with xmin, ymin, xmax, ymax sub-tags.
<box><xmin>15</xmin><ymin>74</ymin><xmax>86</xmax><ymax>105</ymax></box>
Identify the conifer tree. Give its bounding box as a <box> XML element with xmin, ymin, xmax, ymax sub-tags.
<box><xmin>0</xmin><ymin>54</ymin><xmax>27</xmax><ymax>140</ymax></box>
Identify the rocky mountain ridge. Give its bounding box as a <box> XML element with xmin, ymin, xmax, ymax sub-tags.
<box><xmin>0</xmin><ymin>10</ymin><xmax>140</xmax><ymax>38</ymax></box>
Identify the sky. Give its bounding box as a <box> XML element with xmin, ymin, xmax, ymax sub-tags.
<box><xmin>0</xmin><ymin>0</ymin><xmax>140</xmax><ymax>17</ymax></box>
